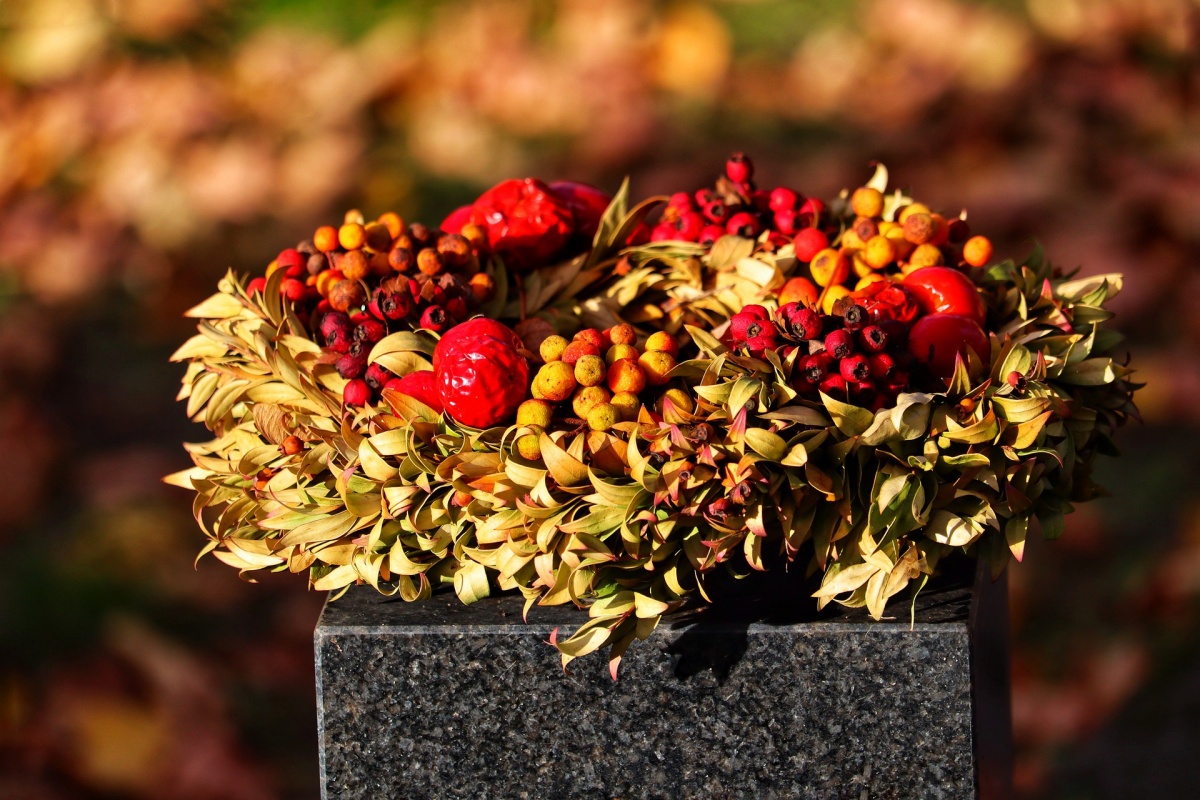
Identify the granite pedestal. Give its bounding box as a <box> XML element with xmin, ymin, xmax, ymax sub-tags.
<box><xmin>315</xmin><ymin>566</ymin><xmax>1011</xmax><ymax>799</ymax></box>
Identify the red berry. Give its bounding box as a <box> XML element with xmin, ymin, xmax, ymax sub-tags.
<box><xmin>769</xmin><ymin>187</ymin><xmax>798</xmax><ymax>213</ymax></box>
<box><xmin>277</xmin><ymin>248</ymin><xmax>305</xmax><ymax>277</ymax></box>
<box><xmin>668</xmin><ymin>192</ymin><xmax>693</xmax><ymax>211</ymax></box>
<box><xmin>819</xmin><ymin>373</ymin><xmax>848</xmax><ymax>397</ymax></box>
<box><xmin>824</xmin><ymin>329</ymin><xmax>854</xmax><ymax>360</ymax></box>
<box><xmin>777</xmin><ymin>303</ymin><xmax>822</xmax><ymax>341</ymax></box>
<box><xmin>675</xmin><ymin>212</ymin><xmax>705</xmax><ymax>241</ymax></box>
<box><xmin>745</xmin><ymin>331</ymin><xmax>778</xmax><ymax>358</ymax></box>
<box><xmin>860</xmin><ymin>325</ymin><xmax>889</xmax><ymax>353</ymax></box>
<box><xmin>354</xmin><ymin>319</ymin><xmax>386</xmax><ymax>344</ymax></box>
<box><xmin>336</xmin><ymin>353</ymin><xmax>367</xmax><ymax>379</ymax></box>
<box><xmin>725</xmin><ymin>152</ymin><xmax>754</xmax><ymax>184</ymax></box>
<box><xmin>702</xmin><ymin>200</ymin><xmax>728</xmax><ymax>224</ymax></box>
<box><xmin>902</xmin><ymin>267</ymin><xmax>987</xmax><ymax>326</ymax></box>
<box><xmin>383</xmin><ymin>370</ymin><xmax>445</xmax><ymax>414</ymax></box>
<box><xmin>650</xmin><ymin>222</ymin><xmax>677</xmax><ymax>243</ymax></box>
<box><xmin>792</xmin><ymin>228</ymin><xmax>829</xmax><ymax>262</ymax></box>
<box><xmin>869</xmin><ymin>352</ymin><xmax>897</xmax><ymax>380</ymax></box>
<box><xmin>699</xmin><ymin>225</ymin><xmax>725</xmax><ymax>246</ymax></box>
<box><xmin>561</xmin><ymin>340</ymin><xmax>600</xmax><ymax>366</ymax></box>
<box><xmin>742</xmin><ymin>304</ymin><xmax>770</xmax><ymax>320</ymax></box>
<box><xmin>573</xmin><ymin>328</ymin><xmax>605</xmax><ymax>351</ymax></box>
<box><xmin>842</xmin><ymin>304</ymin><xmax>868</xmax><ymax>331</ymax></box>
<box><xmin>325</xmin><ymin>328</ymin><xmax>353</xmax><ymax>354</ymax></box>
<box><xmin>726</xmin><ymin>212</ymin><xmax>761</xmax><ymax>239</ymax></box>
<box><xmin>420</xmin><ymin>305</ymin><xmax>449</xmax><ymax>333</ymax></box>
<box><xmin>774</xmin><ymin>209</ymin><xmax>799</xmax><ymax>234</ymax></box>
<box><xmin>798</xmin><ymin>197</ymin><xmax>825</xmax><ymax>220</ymax></box>
<box><xmin>445</xmin><ymin>296</ymin><xmax>469</xmax><ymax>321</ymax></box>
<box><xmin>907</xmin><ymin>313</ymin><xmax>991</xmax><ymax>379</ymax></box>
<box><xmin>839</xmin><ymin>354</ymin><xmax>871</xmax><ymax>382</ymax></box>
<box><xmin>371</xmin><ymin>287</ymin><xmax>413</xmax><ymax>321</ymax></box>
<box><xmin>730</xmin><ymin>309</ymin><xmax>770</xmax><ymax>343</ymax></box>
<box><xmin>320</xmin><ymin>310</ymin><xmax>351</xmax><ymax>339</ymax></box>
<box><xmin>281</xmin><ymin>278</ymin><xmax>306</xmax><ymax>302</ymax></box>
<box><xmin>800</xmin><ymin>353</ymin><xmax>833</xmax><ymax>383</ymax></box>
<box><xmin>365</xmin><ymin>363</ymin><xmax>393</xmax><ymax>390</ymax></box>
<box><xmin>343</xmin><ymin>379</ymin><xmax>371</xmax><ymax>407</ymax></box>
<box><xmin>247</xmin><ymin>277</ymin><xmax>267</xmax><ymax>296</ymax></box>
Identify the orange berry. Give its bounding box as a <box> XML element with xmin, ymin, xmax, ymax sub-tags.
<box><xmin>338</xmin><ymin>223</ymin><xmax>366</xmax><ymax>250</ymax></box>
<box><xmin>897</xmin><ymin>202</ymin><xmax>930</xmax><ymax>223</ymax></box>
<box><xmin>606</xmin><ymin>359</ymin><xmax>647</xmax><ymax>394</ymax></box>
<box><xmin>469</xmin><ymin>272</ymin><xmax>495</xmax><ymax>303</ymax></box>
<box><xmin>605</xmin><ymin>344</ymin><xmax>639</xmax><ymax>365</ymax></box>
<box><xmin>316</xmin><ymin>269</ymin><xmax>343</xmax><ymax>296</ymax></box>
<box><xmin>606</xmin><ymin>323</ymin><xmax>637</xmax><ymax>347</ymax></box>
<box><xmin>929</xmin><ymin>213</ymin><xmax>950</xmax><ymax>247</ymax></box>
<box><xmin>461</xmin><ymin>222</ymin><xmax>487</xmax><ymax>250</ymax></box>
<box><xmin>389</xmin><ymin>246</ymin><xmax>414</xmax><ymax>273</ymax></box>
<box><xmin>809</xmin><ymin>248</ymin><xmax>850</xmax><ymax>287</ymax></box>
<box><xmin>863</xmin><ymin>235</ymin><xmax>896</xmax><ymax>269</ymax></box>
<box><xmin>417</xmin><ymin>248</ymin><xmax>444</xmax><ymax>276</ymax></box>
<box><xmin>962</xmin><ymin>235</ymin><xmax>994</xmax><ymax>267</ymax></box>
<box><xmin>339</xmin><ymin>250</ymin><xmax>370</xmax><ymax>281</ymax></box>
<box><xmin>778</xmin><ymin>276</ymin><xmax>819</xmax><ymax>307</ymax></box>
<box><xmin>377</xmin><ymin>212</ymin><xmax>405</xmax><ymax>239</ymax></box>
<box><xmin>573</xmin><ymin>328</ymin><xmax>604</xmax><ymax>351</ymax></box>
<box><xmin>437</xmin><ymin>234</ymin><xmax>473</xmax><ymax>269</ymax></box>
<box><xmin>343</xmin><ymin>209</ymin><xmax>365</xmax><ymax>225</ymax></box>
<box><xmin>314</xmin><ymin>225</ymin><xmax>339</xmax><ymax>253</ymax></box>
<box><xmin>850</xmin><ymin>187</ymin><xmax>884</xmax><ymax>218</ymax></box>
<box><xmin>561</xmin><ymin>341</ymin><xmax>600</xmax><ymax>366</ymax></box>
<box><xmin>644</xmin><ymin>331</ymin><xmax>679</xmax><ymax>357</ymax></box>
<box><xmin>638</xmin><ymin>350</ymin><xmax>675</xmax><ymax>386</ymax></box>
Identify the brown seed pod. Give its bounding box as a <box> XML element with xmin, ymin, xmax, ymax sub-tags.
<box><xmin>389</xmin><ymin>246</ymin><xmax>415</xmax><ymax>273</ymax></box>
<box><xmin>328</xmin><ymin>279</ymin><xmax>366</xmax><ymax>312</ymax></box>
<box><xmin>408</xmin><ymin>223</ymin><xmax>434</xmax><ymax>249</ymax></box>
<box><xmin>307</xmin><ymin>253</ymin><xmax>327</xmax><ymax>275</ymax></box>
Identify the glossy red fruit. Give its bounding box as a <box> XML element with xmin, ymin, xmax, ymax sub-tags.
<box><xmin>383</xmin><ymin>370</ymin><xmax>444</xmax><ymax>414</ymax></box>
<box><xmin>549</xmin><ymin>181</ymin><xmax>611</xmax><ymax>242</ymax></box>
<box><xmin>769</xmin><ymin>187</ymin><xmax>798</xmax><ymax>213</ymax></box>
<box><xmin>725</xmin><ymin>152</ymin><xmax>754</xmax><ymax>184</ymax></box>
<box><xmin>433</xmin><ymin>321</ymin><xmax>529</xmax><ymax>428</ymax></box>
<box><xmin>468</xmin><ymin>178</ymin><xmax>574</xmax><ymax>271</ymax></box>
<box><xmin>726</xmin><ymin>212</ymin><xmax>761</xmax><ymax>239</ymax></box>
<box><xmin>440</xmin><ymin>204</ymin><xmax>474</xmax><ymax>235</ymax></box>
<box><xmin>907</xmin><ymin>313</ymin><xmax>991</xmax><ymax>379</ymax></box>
<box><xmin>277</xmin><ymin>248</ymin><xmax>306</xmax><ymax>277</ymax></box>
<box><xmin>433</xmin><ymin>318</ymin><xmax>524</xmax><ymax>370</ymax></box>
<box><xmin>902</xmin><ymin>267</ymin><xmax>986</xmax><ymax>325</ymax></box>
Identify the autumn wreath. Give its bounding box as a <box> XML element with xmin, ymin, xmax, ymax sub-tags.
<box><xmin>168</xmin><ymin>157</ymin><xmax>1137</xmax><ymax>672</ymax></box>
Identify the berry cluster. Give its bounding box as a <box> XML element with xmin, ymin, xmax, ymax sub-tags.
<box><xmin>728</xmin><ymin>301</ymin><xmax>915</xmax><ymax>410</ymax></box>
<box><xmin>649</xmin><ymin>153</ymin><xmax>824</xmax><ymax>248</ymax></box>
<box><xmin>516</xmin><ymin>326</ymin><xmax>684</xmax><ymax>460</ymax></box>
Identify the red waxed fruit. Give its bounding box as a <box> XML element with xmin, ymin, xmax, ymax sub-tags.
<box><xmin>383</xmin><ymin>370</ymin><xmax>444</xmax><ymax>414</ymax></box>
<box><xmin>434</xmin><ymin>317</ymin><xmax>525</xmax><ymax>369</ymax></box>
<box><xmin>549</xmin><ymin>181</ymin><xmax>611</xmax><ymax>242</ymax></box>
<box><xmin>907</xmin><ymin>313</ymin><xmax>991</xmax><ymax>379</ymax></box>
<box><xmin>468</xmin><ymin>178</ymin><xmax>574</xmax><ymax>271</ymax></box>
<box><xmin>433</xmin><ymin>321</ymin><xmax>529</xmax><ymax>428</ymax></box>
<box><xmin>903</xmin><ymin>267</ymin><xmax>987</xmax><ymax>326</ymax></box>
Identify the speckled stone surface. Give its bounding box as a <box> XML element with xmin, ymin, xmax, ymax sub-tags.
<box><xmin>316</xmin><ymin>575</ymin><xmax>1008</xmax><ymax>799</ymax></box>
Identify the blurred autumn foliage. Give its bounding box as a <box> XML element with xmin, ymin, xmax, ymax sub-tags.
<box><xmin>0</xmin><ymin>0</ymin><xmax>1198</xmax><ymax>797</ymax></box>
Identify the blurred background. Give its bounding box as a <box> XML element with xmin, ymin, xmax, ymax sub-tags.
<box><xmin>0</xmin><ymin>0</ymin><xmax>1195</xmax><ymax>797</ymax></box>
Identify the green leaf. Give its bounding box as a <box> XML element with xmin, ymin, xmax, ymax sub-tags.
<box><xmin>744</xmin><ymin>428</ymin><xmax>787</xmax><ymax>461</ymax></box>
<box><xmin>820</xmin><ymin>392</ymin><xmax>874</xmax><ymax>437</ymax></box>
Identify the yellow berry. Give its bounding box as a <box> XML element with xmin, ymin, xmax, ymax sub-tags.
<box><xmin>516</xmin><ymin>432</ymin><xmax>543</xmax><ymax>461</ymax></box>
<box><xmin>574</xmin><ymin>354</ymin><xmax>606</xmax><ymax>387</ymax></box>
<box><xmin>586</xmin><ymin>403</ymin><xmax>619</xmax><ymax>432</ymax></box>
<box><xmin>516</xmin><ymin>399</ymin><xmax>554</xmax><ymax>428</ymax></box>
<box><xmin>909</xmin><ymin>243</ymin><xmax>944</xmax><ymax>268</ymax></box>
<box><xmin>638</xmin><ymin>350</ymin><xmax>676</xmax><ymax>386</ymax></box>
<box><xmin>572</xmin><ymin>386</ymin><xmax>611</xmax><ymax>419</ymax></box>
<box><xmin>540</xmin><ymin>335</ymin><xmax>570</xmax><ymax>363</ymax></box>
<box><xmin>898</xmin><ymin>202</ymin><xmax>931</xmax><ymax>223</ymax></box>
<box><xmin>610</xmin><ymin>391</ymin><xmax>641</xmax><ymax>421</ymax></box>
<box><xmin>809</xmin><ymin>248</ymin><xmax>850</xmax><ymax>288</ymax></box>
<box><xmin>863</xmin><ymin>235</ymin><xmax>896</xmax><ymax>269</ymax></box>
<box><xmin>535</xmin><ymin>362</ymin><xmax>576</xmax><ymax>402</ymax></box>
<box><xmin>338</xmin><ymin>222</ymin><xmax>366</xmax><ymax>250</ymax></box>
<box><xmin>851</xmin><ymin>187</ymin><xmax>884</xmax><ymax>218</ymax></box>
<box><xmin>854</xmin><ymin>273</ymin><xmax>888</xmax><ymax>291</ymax></box>
<box><xmin>821</xmin><ymin>285</ymin><xmax>852</xmax><ymax>315</ymax></box>
<box><xmin>607</xmin><ymin>359</ymin><xmax>647</xmax><ymax>394</ymax></box>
